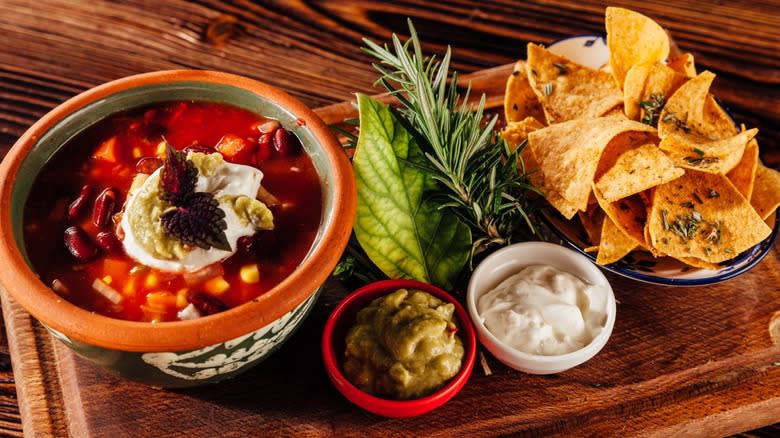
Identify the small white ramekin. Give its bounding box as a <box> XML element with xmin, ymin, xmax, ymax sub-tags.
<box><xmin>467</xmin><ymin>241</ymin><xmax>616</xmax><ymax>374</ymax></box>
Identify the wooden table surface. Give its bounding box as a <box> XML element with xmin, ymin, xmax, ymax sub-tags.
<box><xmin>1</xmin><ymin>1</ymin><xmax>779</xmax><ymax>436</ymax></box>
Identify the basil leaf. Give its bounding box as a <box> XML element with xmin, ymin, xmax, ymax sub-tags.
<box><xmin>353</xmin><ymin>94</ymin><xmax>471</xmax><ymax>289</ymax></box>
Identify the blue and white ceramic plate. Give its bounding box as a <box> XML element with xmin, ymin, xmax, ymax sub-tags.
<box><xmin>536</xmin><ymin>35</ymin><xmax>779</xmax><ymax>286</ymax></box>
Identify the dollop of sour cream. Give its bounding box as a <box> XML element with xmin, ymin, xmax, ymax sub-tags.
<box><xmin>477</xmin><ymin>265</ymin><xmax>608</xmax><ymax>356</ymax></box>
<box><xmin>120</xmin><ymin>152</ymin><xmax>273</xmax><ymax>272</ymax></box>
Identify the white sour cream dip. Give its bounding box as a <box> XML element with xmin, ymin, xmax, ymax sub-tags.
<box><xmin>120</xmin><ymin>153</ymin><xmax>272</xmax><ymax>272</ymax></box>
<box><xmin>476</xmin><ymin>265</ymin><xmax>608</xmax><ymax>356</ymax></box>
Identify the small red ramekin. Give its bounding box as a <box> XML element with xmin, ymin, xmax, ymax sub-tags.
<box><xmin>322</xmin><ymin>279</ymin><xmax>476</xmax><ymax>418</ymax></box>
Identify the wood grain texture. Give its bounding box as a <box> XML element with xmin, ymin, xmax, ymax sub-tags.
<box><xmin>0</xmin><ymin>0</ymin><xmax>779</xmax><ymax>436</ymax></box>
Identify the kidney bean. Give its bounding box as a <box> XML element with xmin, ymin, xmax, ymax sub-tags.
<box><xmin>188</xmin><ymin>291</ymin><xmax>227</xmax><ymax>316</ymax></box>
<box><xmin>272</xmin><ymin>128</ymin><xmax>300</xmax><ymax>156</ymax></box>
<box><xmin>257</xmin><ymin>134</ymin><xmax>273</xmax><ymax>162</ymax></box>
<box><xmin>253</xmin><ymin>120</ymin><xmax>280</xmax><ymax>134</ymax></box>
<box><xmin>143</xmin><ymin>108</ymin><xmax>159</xmax><ymax>124</ymax></box>
<box><xmin>67</xmin><ymin>184</ymin><xmax>92</xmax><ymax>222</ymax></box>
<box><xmin>237</xmin><ymin>235</ymin><xmax>255</xmax><ymax>255</ymax></box>
<box><xmin>135</xmin><ymin>156</ymin><xmax>163</xmax><ymax>174</ymax></box>
<box><xmin>64</xmin><ymin>226</ymin><xmax>99</xmax><ymax>262</ymax></box>
<box><xmin>95</xmin><ymin>231</ymin><xmax>124</xmax><ymax>255</ymax></box>
<box><xmin>251</xmin><ymin>230</ymin><xmax>276</xmax><ymax>258</ymax></box>
<box><xmin>145</xmin><ymin>123</ymin><xmax>167</xmax><ymax>139</ymax></box>
<box><xmin>92</xmin><ymin>188</ymin><xmax>118</xmax><ymax>228</ymax></box>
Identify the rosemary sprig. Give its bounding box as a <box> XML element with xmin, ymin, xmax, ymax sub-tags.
<box><xmin>361</xmin><ymin>20</ymin><xmax>540</xmax><ymax>256</ymax></box>
<box><xmin>639</xmin><ymin>93</ymin><xmax>665</xmax><ymax>126</ymax></box>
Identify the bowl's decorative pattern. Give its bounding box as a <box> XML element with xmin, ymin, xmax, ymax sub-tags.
<box><xmin>44</xmin><ymin>290</ymin><xmax>319</xmax><ymax>388</ymax></box>
<box><xmin>140</xmin><ymin>291</ymin><xmax>318</xmax><ymax>382</ymax></box>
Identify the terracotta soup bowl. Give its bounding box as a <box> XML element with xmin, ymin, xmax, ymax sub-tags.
<box><xmin>0</xmin><ymin>70</ymin><xmax>356</xmax><ymax>388</ymax></box>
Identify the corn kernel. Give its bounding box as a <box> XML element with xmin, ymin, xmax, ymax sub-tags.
<box><xmin>132</xmin><ymin>147</ymin><xmax>142</xmax><ymax>158</ymax></box>
<box><xmin>155</xmin><ymin>141</ymin><xmax>167</xmax><ymax>156</ymax></box>
<box><xmin>102</xmin><ymin>275</ymin><xmax>113</xmax><ymax>285</ymax></box>
<box><xmin>145</xmin><ymin>273</ymin><xmax>159</xmax><ymax>288</ymax></box>
<box><xmin>203</xmin><ymin>276</ymin><xmax>230</xmax><ymax>295</ymax></box>
<box><xmin>239</xmin><ymin>264</ymin><xmax>260</xmax><ymax>284</ymax></box>
<box><xmin>123</xmin><ymin>275</ymin><xmax>138</xmax><ymax>296</ymax></box>
<box><xmin>176</xmin><ymin>288</ymin><xmax>189</xmax><ymax>309</ymax></box>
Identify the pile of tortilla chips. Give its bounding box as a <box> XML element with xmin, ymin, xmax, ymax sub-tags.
<box><xmin>502</xmin><ymin>7</ymin><xmax>780</xmax><ymax>269</ymax></box>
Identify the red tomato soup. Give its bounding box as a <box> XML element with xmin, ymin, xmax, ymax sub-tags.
<box><xmin>24</xmin><ymin>101</ymin><xmax>323</xmax><ymax>322</ymax></box>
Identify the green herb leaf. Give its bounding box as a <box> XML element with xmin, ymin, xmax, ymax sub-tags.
<box><xmin>661</xmin><ymin>112</ymin><xmax>692</xmax><ymax>133</ymax></box>
<box><xmin>639</xmin><ymin>93</ymin><xmax>665</xmax><ymax>126</ymax></box>
<box><xmin>543</xmin><ymin>82</ymin><xmax>554</xmax><ymax>96</ymax></box>
<box><xmin>352</xmin><ymin>94</ymin><xmax>471</xmax><ymax>289</ymax></box>
<box><xmin>684</xmin><ymin>155</ymin><xmax>719</xmax><ymax>167</ymax></box>
<box><xmin>553</xmin><ymin>63</ymin><xmax>568</xmax><ymax>74</ymax></box>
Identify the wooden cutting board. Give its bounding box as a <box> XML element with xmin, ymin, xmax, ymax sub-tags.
<box><xmin>3</xmin><ymin>249</ymin><xmax>780</xmax><ymax>437</ymax></box>
<box><xmin>3</xmin><ymin>73</ymin><xmax>780</xmax><ymax>436</ymax></box>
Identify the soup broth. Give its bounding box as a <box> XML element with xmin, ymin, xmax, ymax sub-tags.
<box><xmin>24</xmin><ymin>101</ymin><xmax>323</xmax><ymax>322</ymax></box>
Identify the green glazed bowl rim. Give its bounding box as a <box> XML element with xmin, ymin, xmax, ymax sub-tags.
<box><xmin>0</xmin><ymin>70</ymin><xmax>356</xmax><ymax>352</ymax></box>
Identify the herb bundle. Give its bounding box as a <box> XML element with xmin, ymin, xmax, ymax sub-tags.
<box><xmin>362</xmin><ymin>20</ymin><xmax>539</xmax><ymax>256</ymax></box>
<box><xmin>335</xmin><ymin>21</ymin><xmax>541</xmax><ymax>289</ymax></box>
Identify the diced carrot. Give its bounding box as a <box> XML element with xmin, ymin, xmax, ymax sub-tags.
<box><xmin>203</xmin><ymin>276</ymin><xmax>231</xmax><ymax>295</ymax></box>
<box><xmin>215</xmin><ymin>134</ymin><xmax>257</xmax><ymax>166</ymax></box>
<box><xmin>93</xmin><ymin>136</ymin><xmax>119</xmax><ymax>163</ymax></box>
<box><xmin>103</xmin><ymin>258</ymin><xmax>130</xmax><ymax>279</ymax></box>
<box><xmin>146</xmin><ymin>291</ymin><xmax>177</xmax><ymax>310</ymax></box>
<box><xmin>183</xmin><ymin>263</ymin><xmax>223</xmax><ymax>286</ymax></box>
<box><xmin>140</xmin><ymin>304</ymin><xmax>166</xmax><ymax>323</ymax></box>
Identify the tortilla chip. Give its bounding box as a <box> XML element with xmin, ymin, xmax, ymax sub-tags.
<box><xmin>606</xmin><ymin>7</ymin><xmax>670</xmax><ymax>88</ymax></box>
<box><xmin>726</xmin><ymin>138</ymin><xmax>758</xmax><ymax>200</ymax></box>
<box><xmin>658</xmin><ymin>71</ymin><xmax>737</xmax><ymax>141</ymax></box>
<box><xmin>502</xmin><ymin>117</ymin><xmax>545</xmax><ymax>153</ymax></box>
<box><xmin>622</xmin><ymin>64</ymin><xmax>650</xmax><ymax>120</ymax></box>
<box><xmin>673</xmin><ymin>256</ymin><xmax>720</xmax><ymax>270</ymax></box>
<box><xmin>703</xmin><ymin>95</ymin><xmax>738</xmax><ymax>138</ymax></box>
<box><xmin>751</xmin><ymin>163</ymin><xmax>780</xmax><ymax>220</ymax></box>
<box><xmin>526</xmin><ymin>43</ymin><xmax>623</xmax><ymax>123</ymax></box>
<box><xmin>527</xmin><ymin>116</ymin><xmax>655</xmax><ymax>217</ymax></box>
<box><xmin>668</xmin><ymin>53</ymin><xmax>697</xmax><ymax>78</ymax></box>
<box><xmin>595</xmin><ymin>130</ymin><xmax>659</xmax><ymax>179</ymax></box>
<box><xmin>596</xmin><ymin>143</ymin><xmax>684</xmax><ymax>202</ymax></box>
<box><xmin>515</xmin><ymin>142</ymin><xmax>578</xmax><ymax>219</ymax></box>
<box><xmin>504</xmin><ymin>61</ymin><xmax>546</xmax><ymax>123</ymax></box>
<box><xmin>593</xmin><ymin>186</ymin><xmax>648</xmax><ymax>249</ymax></box>
<box><xmin>623</xmin><ymin>62</ymin><xmax>687</xmax><ymax>123</ymax></box>
<box><xmin>647</xmin><ymin>170</ymin><xmax>771</xmax><ymax>263</ymax></box>
<box><xmin>596</xmin><ymin>215</ymin><xmax>638</xmax><ymax>265</ymax></box>
<box><xmin>659</xmin><ymin>128</ymin><xmax>757</xmax><ymax>174</ymax></box>
<box><xmin>578</xmin><ymin>203</ymin><xmax>606</xmax><ymax>245</ymax></box>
